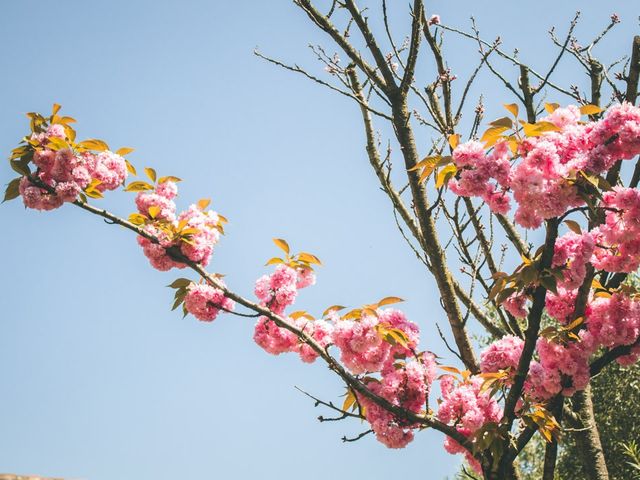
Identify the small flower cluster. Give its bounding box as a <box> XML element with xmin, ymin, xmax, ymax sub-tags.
<box><xmin>19</xmin><ymin>123</ymin><xmax>127</xmax><ymax>210</ymax></box>
<box><xmin>527</xmin><ymin>335</ymin><xmax>591</xmax><ymax>399</ymax></box>
<box><xmin>437</xmin><ymin>375</ymin><xmax>502</xmax><ymax>473</ymax></box>
<box><xmin>479</xmin><ymin>335</ymin><xmax>524</xmax><ymax>377</ymax></box>
<box><xmin>449</xmin><ymin>140</ymin><xmax>511</xmax><ymax>214</ymax></box>
<box><xmin>184</xmin><ymin>283</ymin><xmax>235</xmax><ymax>322</ymax></box>
<box><xmin>332</xmin><ymin>308</ymin><xmax>420</xmax><ymax>375</ymax></box>
<box><xmin>592</xmin><ymin>187</ymin><xmax>640</xmax><ymax>273</ymax></box>
<box><xmin>552</xmin><ymin>231</ymin><xmax>595</xmax><ymax>289</ymax></box>
<box><xmin>359</xmin><ymin>357</ymin><xmax>436</xmax><ymax>448</ymax></box>
<box><xmin>136</xmin><ymin>183</ymin><xmax>223</xmax><ymax>271</ymax></box>
<box><xmin>253</xmin><ymin>264</ymin><xmax>332</xmax><ymax>363</ymax></box>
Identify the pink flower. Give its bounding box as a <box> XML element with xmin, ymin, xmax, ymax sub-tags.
<box><xmin>184</xmin><ymin>283</ymin><xmax>234</xmax><ymax>322</ymax></box>
<box><xmin>156</xmin><ymin>180</ymin><xmax>178</xmax><ymax>199</ymax></box>
<box><xmin>85</xmin><ymin>151</ymin><xmax>127</xmax><ymax>192</ymax></box>
<box><xmin>480</xmin><ymin>335</ymin><xmax>524</xmax><ymax>376</ymax></box>
<box><xmin>503</xmin><ymin>293</ymin><xmax>528</xmax><ymax>319</ymax></box>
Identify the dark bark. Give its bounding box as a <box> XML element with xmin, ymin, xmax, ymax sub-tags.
<box><xmin>570</xmin><ymin>385</ymin><xmax>610</xmax><ymax>480</ymax></box>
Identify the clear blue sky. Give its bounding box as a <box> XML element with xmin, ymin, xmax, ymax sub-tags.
<box><xmin>0</xmin><ymin>1</ymin><xmax>637</xmax><ymax>479</ymax></box>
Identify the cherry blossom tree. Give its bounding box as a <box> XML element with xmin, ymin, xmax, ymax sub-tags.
<box><xmin>4</xmin><ymin>3</ymin><xmax>640</xmax><ymax>480</ymax></box>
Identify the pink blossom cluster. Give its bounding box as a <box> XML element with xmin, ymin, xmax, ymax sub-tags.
<box><xmin>184</xmin><ymin>283</ymin><xmax>235</xmax><ymax>322</ymax></box>
<box><xmin>437</xmin><ymin>375</ymin><xmax>502</xmax><ymax>473</ymax></box>
<box><xmin>527</xmin><ymin>335</ymin><xmax>591</xmax><ymax>399</ymax></box>
<box><xmin>552</xmin><ymin>231</ymin><xmax>595</xmax><ymax>289</ymax></box>
<box><xmin>545</xmin><ymin>287</ymin><xmax>578</xmax><ymax>324</ymax></box>
<box><xmin>20</xmin><ymin>124</ymin><xmax>127</xmax><ymax>210</ymax></box>
<box><xmin>485</xmin><ymin>286</ymin><xmax>640</xmax><ymax>401</ymax></box>
<box><xmin>252</xmin><ymin>264</ymin><xmax>331</xmax><ymax>363</ymax></box>
<box><xmin>528</xmin><ymin>291</ymin><xmax>640</xmax><ymax>399</ymax></box>
<box><xmin>254</xmin><ymin>264</ymin><xmax>302</xmax><ymax>314</ymax></box>
<box><xmin>252</xmin><ymin>264</ymin><xmax>435</xmax><ymax>448</ymax></box>
<box><xmin>449</xmin><ymin>103</ymin><xmax>640</xmax><ymax>228</ymax></box>
<box><xmin>136</xmin><ymin>181</ymin><xmax>222</xmax><ymax>271</ymax></box>
<box><xmin>449</xmin><ymin>140</ymin><xmax>511</xmax><ymax>214</ymax></box>
<box><xmin>332</xmin><ymin>309</ymin><xmax>420</xmax><ymax>375</ymax></box>
<box><xmin>587</xmin><ymin>293</ymin><xmax>640</xmax><ymax>351</ymax></box>
<box><xmin>592</xmin><ymin>187</ymin><xmax>640</xmax><ymax>272</ymax></box>
<box><xmin>358</xmin><ymin>356</ymin><xmax>436</xmax><ymax>448</ymax></box>
<box><xmin>479</xmin><ymin>335</ymin><xmax>524</xmax><ymax>377</ymax></box>
<box><xmin>503</xmin><ymin>292</ymin><xmax>529</xmax><ymax>319</ymax></box>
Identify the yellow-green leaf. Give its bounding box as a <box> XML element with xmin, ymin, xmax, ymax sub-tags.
<box><xmin>125</xmin><ymin>159</ymin><xmax>137</xmax><ymax>176</ymax></box>
<box><xmin>148</xmin><ymin>205</ymin><xmax>161</xmax><ymax>219</ymax></box>
<box><xmin>322</xmin><ymin>305</ymin><xmax>346</xmax><ymax>317</ymax></box>
<box><xmin>342</xmin><ymin>389</ymin><xmax>357</xmax><ymax>412</ymax></box>
<box><xmin>124</xmin><ymin>181</ymin><xmax>154</xmax><ymax>192</ymax></box>
<box><xmin>408</xmin><ymin>155</ymin><xmax>439</xmax><ymax>172</ymax></box>
<box><xmin>47</xmin><ymin>137</ymin><xmax>69</xmax><ymax>151</ymax></box>
<box><xmin>298</xmin><ymin>252</ymin><xmax>322</xmax><ymax>265</ymax></box>
<box><xmin>481</xmin><ymin>126</ymin><xmax>509</xmax><ymax>144</ymax></box>
<box><xmin>435</xmin><ymin>164</ymin><xmax>457</xmax><ymax>189</ymax></box>
<box><xmin>77</xmin><ymin>139</ymin><xmax>109</xmax><ymax>151</ymax></box>
<box><xmin>128</xmin><ymin>213</ymin><xmax>148</xmax><ymax>225</ymax></box>
<box><xmin>197</xmin><ymin>198</ymin><xmax>211</xmax><ymax>210</ymax></box>
<box><xmin>490</xmin><ymin>116</ymin><xmax>513</xmax><ymax>128</ymax></box>
<box><xmin>504</xmin><ymin>103</ymin><xmax>519</xmax><ymax>118</ymax></box>
<box><xmin>580</xmin><ymin>104</ymin><xmax>602</xmax><ymax>116</ymax></box>
<box><xmin>144</xmin><ymin>167</ymin><xmax>157</xmax><ymax>183</ymax></box>
<box><xmin>116</xmin><ymin>147</ymin><xmax>135</xmax><ymax>156</ymax></box>
<box><xmin>265</xmin><ymin>257</ymin><xmax>284</xmax><ymax>266</ymax></box>
<box><xmin>158</xmin><ymin>175</ymin><xmax>182</xmax><ymax>183</ymax></box>
<box><xmin>521</xmin><ymin>121</ymin><xmax>561</xmax><ymax>137</ymax></box>
<box><xmin>273</xmin><ymin>238</ymin><xmax>290</xmax><ymax>254</ymax></box>
<box><xmin>448</xmin><ymin>133</ymin><xmax>460</xmax><ymax>150</ymax></box>
<box><xmin>439</xmin><ymin>365</ymin><xmax>461</xmax><ymax>375</ymax></box>
<box><xmin>564</xmin><ymin>316</ymin><xmax>584</xmax><ymax>331</ymax></box>
<box><xmin>377</xmin><ymin>296</ymin><xmax>404</xmax><ymax>307</ymax></box>
<box><xmin>544</xmin><ymin>103</ymin><xmax>560</xmax><ymax>114</ymax></box>
<box><xmin>84</xmin><ymin>188</ymin><xmax>104</xmax><ymax>199</ymax></box>
<box><xmin>58</xmin><ymin>116</ymin><xmax>76</xmax><ymax>125</ymax></box>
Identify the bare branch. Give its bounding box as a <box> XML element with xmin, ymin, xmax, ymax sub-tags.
<box><xmin>255</xmin><ymin>49</ymin><xmax>393</xmax><ymax>121</ymax></box>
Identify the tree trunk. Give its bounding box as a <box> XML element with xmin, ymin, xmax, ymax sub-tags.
<box><xmin>483</xmin><ymin>462</ymin><xmax>520</xmax><ymax>480</ymax></box>
<box><xmin>571</xmin><ymin>385</ymin><xmax>610</xmax><ymax>480</ymax></box>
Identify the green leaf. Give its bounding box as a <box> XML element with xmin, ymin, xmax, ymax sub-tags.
<box><xmin>168</xmin><ymin>278</ymin><xmax>192</xmax><ymax>289</ymax></box>
<box><xmin>3</xmin><ymin>178</ymin><xmax>21</xmax><ymax>203</ymax></box>
<box><xmin>10</xmin><ymin>156</ymin><xmax>32</xmax><ymax>176</ymax></box>
<box><xmin>540</xmin><ymin>275</ymin><xmax>558</xmax><ymax>295</ymax></box>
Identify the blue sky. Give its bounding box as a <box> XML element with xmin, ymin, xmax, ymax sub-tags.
<box><xmin>0</xmin><ymin>1</ymin><xmax>638</xmax><ymax>479</ymax></box>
